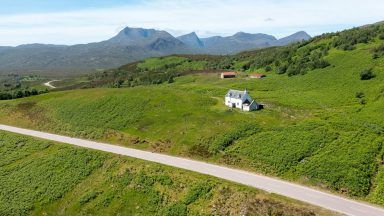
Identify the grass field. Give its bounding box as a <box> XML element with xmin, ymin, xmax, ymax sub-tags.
<box><xmin>1</xmin><ymin>27</ymin><xmax>384</xmax><ymax>208</ymax></box>
<box><xmin>0</xmin><ymin>131</ymin><xmax>337</xmax><ymax>216</ymax></box>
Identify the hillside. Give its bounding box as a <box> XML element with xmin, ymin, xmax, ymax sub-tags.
<box><xmin>1</xmin><ymin>23</ymin><xmax>384</xmax><ymax>209</ymax></box>
<box><xmin>0</xmin><ymin>28</ymin><xmax>309</xmax><ymax>76</ymax></box>
<box><xmin>0</xmin><ymin>131</ymin><xmax>336</xmax><ymax>215</ymax></box>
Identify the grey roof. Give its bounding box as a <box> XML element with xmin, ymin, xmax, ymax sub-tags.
<box><xmin>226</xmin><ymin>89</ymin><xmax>246</xmax><ymax>99</ymax></box>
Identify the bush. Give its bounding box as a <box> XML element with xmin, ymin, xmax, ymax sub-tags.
<box><xmin>209</xmin><ymin>123</ymin><xmax>260</xmax><ymax>153</ymax></box>
<box><xmin>265</xmin><ymin>65</ymin><xmax>272</xmax><ymax>72</ymax></box>
<box><xmin>277</xmin><ymin>64</ymin><xmax>288</xmax><ymax>74</ymax></box>
<box><xmin>164</xmin><ymin>202</ymin><xmax>188</xmax><ymax>216</ymax></box>
<box><xmin>360</xmin><ymin>69</ymin><xmax>376</xmax><ymax>80</ymax></box>
<box><xmin>372</xmin><ymin>44</ymin><xmax>384</xmax><ymax>59</ymax></box>
<box><xmin>0</xmin><ymin>88</ymin><xmax>47</xmax><ymax>100</ymax></box>
<box><xmin>355</xmin><ymin>92</ymin><xmax>366</xmax><ymax>104</ymax></box>
<box><xmin>184</xmin><ymin>182</ymin><xmax>213</xmax><ymax>205</ymax></box>
<box><xmin>355</xmin><ymin>91</ymin><xmax>365</xmax><ymax>99</ymax></box>
<box><xmin>79</xmin><ymin>191</ymin><xmax>102</xmax><ymax>205</ymax></box>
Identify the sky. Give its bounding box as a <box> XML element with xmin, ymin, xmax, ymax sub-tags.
<box><xmin>0</xmin><ymin>0</ymin><xmax>384</xmax><ymax>46</ymax></box>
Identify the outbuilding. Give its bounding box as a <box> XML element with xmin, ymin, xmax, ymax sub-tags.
<box><xmin>220</xmin><ymin>72</ymin><xmax>237</xmax><ymax>79</ymax></box>
<box><xmin>250</xmin><ymin>73</ymin><xmax>266</xmax><ymax>79</ymax></box>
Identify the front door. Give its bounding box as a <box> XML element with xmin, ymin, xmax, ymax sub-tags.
<box><xmin>232</xmin><ymin>103</ymin><xmax>236</xmax><ymax>108</ymax></box>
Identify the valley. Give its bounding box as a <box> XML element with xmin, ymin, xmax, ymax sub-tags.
<box><xmin>1</xmin><ymin>19</ymin><xmax>384</xmax><ymax>216</ymax></box>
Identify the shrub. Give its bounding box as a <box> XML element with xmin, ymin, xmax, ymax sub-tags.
<box><xmin>265</xmin><ymin>65</ymin><xmax>272</xmax><ymax>72</ymax></box>
<box><xmin>355</xmin><ymin>91</ymin><xmax>365</xmax><ymax>99</ymax></box>
<box><xmin>209</xmin><ymin>123</ymin><xmax>260</xmax><ymax>153</ymax></box>
<box><xmin>360</xmin><ymin>69</ymin><xmax>376</xmax><ymax>80</ymax></box>
<box><xmin>277</xmin><ymin>64</ymin><xmax>288</xmax><ymax>74</ymax></box>
<box><xmin>168</xmin><ymin>76</ymin><xmax>174</xmax><ymax>84</ymax></box>
<box><xmin>184</xmin><ymin>182</ymin><xmax>213</xmax><ymax>205</ymax></box>
<box><xmin>79</xmin><ymin>191</ymin><xmax>102</xmax><ymax>205</ymax></box>
<box><xmin>164</xmin><ymin>202</ymin><xmax>188</xmax><ymax>216</ymax></box>
<box><xmin>372</xmin><ymin>44</ymin><xmax>384</xmax><ymax>59</ymax></box>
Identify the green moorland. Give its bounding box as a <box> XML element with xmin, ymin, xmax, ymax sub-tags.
<box><xmin>0</xmin><ymin>131</ymin><xmax>337</xmax><ymax>216</ymax></box>
<box><xmin>0</xmin><ymin>75</ymin><xmax>50</xmax><ymax>100</ymax></box>
<box><xmin>1</xmin><ymin>24</ymin><xmax>384</xmax><ymax>206</ymax></box>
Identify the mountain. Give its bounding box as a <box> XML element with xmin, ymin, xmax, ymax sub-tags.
<box><xmin>200</xmin><ymin>32</ymin><xmax>277</xmax><ymax>54</ymax></box>
<box><xmin>274</xmin><ymin>31</ymin><xmax>311</xmax><ymax>46</ymax></box>
<box><xmin>0</xmin><ymin>27</ymin><xmax>192</xmax><ymax>76</ymax></box>
<box><xmin>108</xmin><ymin>27</ymin><xmax>186</xmax><ymax>50</ymax></box>
<box><xmin>0</xmin><ymin>27</ymin><xmax>311</xmax><ymax>76</ymax></box>
<box><xmin>178</xmin><ymin>31</ymin><xmax>311</xmax><ymax>55</ymax></box>
<box><xmin>177</xmin><ymin>32</ymin><xmax>204</xmax><ymax>48</ymax></box>
<box><xmin>0</xmin><ymin>46</ymin><xmax>11</xmax><ymax>53</ymax></box>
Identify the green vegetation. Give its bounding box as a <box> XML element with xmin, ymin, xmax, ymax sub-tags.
<box><xmin>1</xmin><ymin>23</ymin><xmax>384</xmax><ymax>208</ymax></box>
<box><xmin>0</xmin><ymin>88</ymin><xmax>48</xmax><ymax>100</ymax></box>
<box><xmin>372</xmin><ymin>44</ymin><xmax>384</xmax><ymax>59</ymax></box>
<box><xmin>0</xmin><ymin>75</ymin><xmax>49</xmax><ymax>100</ymax></box>
<box><xmin>89</xmin><ymin>56</ymin><xmax>209</xmax><ymax>88</ymax></box>
<box><xmin>86</xmin><ymin>23</ymin><xmax>384</xmax><ymax>87</ymax></box>
<box><xmin>360</xmin><ymin>68</ymin><xmax>376</xmax><ymax>80</ymax></box>
<box><xmin>0</xmin><ymin>131</ymin><xmax>335</xmax><ymax>215</ymax></box>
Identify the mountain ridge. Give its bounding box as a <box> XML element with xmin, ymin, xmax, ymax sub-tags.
<box><xmin>0</xmin><ymin>27</ymin><xmax>311</xmax><ymax>76</ymax></box>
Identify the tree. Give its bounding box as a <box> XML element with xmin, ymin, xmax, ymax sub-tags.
<box><xmin>277</xmin><ymin>64</ymin><xmax>288</xmax><ymax>74</ymax></box>
<box><xmin>15</xmin><ymin>90</ymin><xmax>24</xmax><ymax>98</ymax></box>
<box><xmin>168</xmin><ymin>76</ymin><xmax>174</xmax><ymax>84</ymax></box>
<box><xmin>360</xmin><ymin>69</ymin><xmax>375</xmax><ymax>80</ymax></box>
<box><xmin>31</xmin><ymin>89</ymin><xmax>38</xmax><ymax>95</ymax></box>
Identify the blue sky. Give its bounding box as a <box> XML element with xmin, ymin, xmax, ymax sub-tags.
<box><xmin>0</xmin><ymin>0</ymin><xmax>139</xmax><ymax>14</ymax></box>
<box><xmin>1</xmin><ymin>0</ymin><xmax>383</xmax><ymax>46</ymax></box>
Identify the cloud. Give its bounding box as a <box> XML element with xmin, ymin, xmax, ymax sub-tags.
<box><xmin>0</xmin><ymin>0</ymin><xmax>383</xmax><ymax>46</ymax></box>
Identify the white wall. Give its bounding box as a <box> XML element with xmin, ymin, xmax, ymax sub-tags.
<box><xmin>225</xmin><ymin>92</ymin><xmax>258</xmax><ymax>111</ymax></box>
<box><xmin>225</xmin><ymin>96</ymin><xmax>243</xmax><ymax>108</ymax></box>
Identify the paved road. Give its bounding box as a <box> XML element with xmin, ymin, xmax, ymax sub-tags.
<box><xmin>43</xmin><ymin>80</ymin><xmax>59</xmax><ymax>88</ymax></box>
<box><xmin>1</xmin><ymin>124</ymin><xmax>384</xmax><ymax>216</ymax></box>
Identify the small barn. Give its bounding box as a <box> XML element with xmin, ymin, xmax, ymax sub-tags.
<box><xmin>225</xmin><ymin>89</ymin><xmax>260</xmax><ymax>111</ymax></box>
<box><xmin>221</xmin><ymin>72</ymin><xmax>237</xmax><ymax>79</ymax></box>
<box><xmin>250</xmin><ymin>73</ymin><xmax>266</xmax><ymax>79</ymax></box>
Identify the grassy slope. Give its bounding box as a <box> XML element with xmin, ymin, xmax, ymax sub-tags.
<box><xmin>0</xmin><ymin>35</ymin><xmax>384</xmax><ymax>205</ymax></box>
<box><xmin>0</xmin><ymin>131</ymin><xmax>336</xmax><ymax>216</ymax></box>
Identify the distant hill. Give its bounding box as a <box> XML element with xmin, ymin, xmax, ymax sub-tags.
<box><xmin>273</xmin><ymin>31</ymin><xmax>311</xmax><ymax>46</ymax></box>
<box><xmin>199</xmin><ymin>32</ymin><xmax>276</xmax><ymax>54</ymax></box>
<box><xmin>0</xmin><ymin>46</ymin><xmax>11</xmax><ymax>53</ymax></box>
<box><xmin>176</xmin><ymin>32</ymin><xmax>204</xmax><ymax>48</ymax></box>
<box><xmin>177</xmin><ymin>31</ymin><xmax>310</xmax><ymax>54</ymax></box>
<box><xmin>0</xmin><ymin>27</ymin><xmax>310</xmax><ymax>76</ymax></box>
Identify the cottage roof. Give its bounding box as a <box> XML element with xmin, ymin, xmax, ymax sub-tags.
<box><xmin>226</xmin><ymin>89</ymin><xmax>248</xmax><ymax>99</ymax></box>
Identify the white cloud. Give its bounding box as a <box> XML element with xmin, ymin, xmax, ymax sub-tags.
<box><xmin>0</xmin><ymin>0</ymin><xmax>383</xmax><ymax>46</ymax></box>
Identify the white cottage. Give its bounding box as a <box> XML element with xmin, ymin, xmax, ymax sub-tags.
<box><xmin>225</xmin><ymin>89</ymin><xmax>260</xmax><ymax>111</ymax></box>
